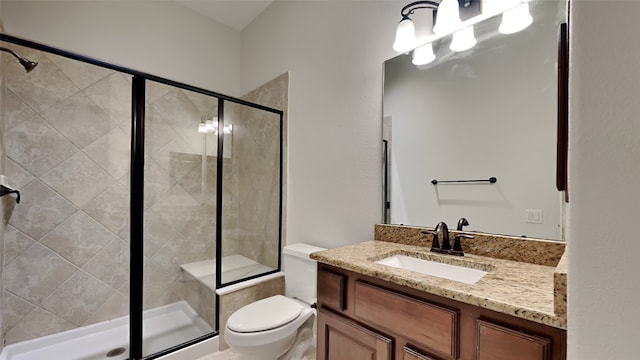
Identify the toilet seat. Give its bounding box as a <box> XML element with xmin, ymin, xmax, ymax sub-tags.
<box><xmin>227</xmin><ymin>295</ymin><xmax>304</xmax><ymax>333</ymax></box>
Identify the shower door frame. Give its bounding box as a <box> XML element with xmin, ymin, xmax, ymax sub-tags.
<box><xmin>0</xmin><ymin>33</ymin><xmax>284</xmax><ymax>360</ymax></box>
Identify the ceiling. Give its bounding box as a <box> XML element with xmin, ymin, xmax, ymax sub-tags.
<box><xmin>175</xmin><ymin>0</ymin><xmax>274</xmax><ymax>31</ymax></box>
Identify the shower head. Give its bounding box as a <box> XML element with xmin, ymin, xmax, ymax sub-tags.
<box><xmin>0</xmin><ymin>46</ymin><xmax>38</xmax><ymax>73</ymax></box>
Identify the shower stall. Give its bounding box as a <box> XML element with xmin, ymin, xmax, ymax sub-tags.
<box><xmin>0</xmin><ymin>34</ymin><xmax>284</xmax><ymax>360</ymax></box>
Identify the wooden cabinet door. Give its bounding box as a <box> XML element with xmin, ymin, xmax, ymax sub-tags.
<box><xmin>476</xmin><ymin>320</ymin><xmax>551</xmax><ymax>360</ymax></box>
<box><xmin>402</xmin><ymin>347</ymin><xmax>437</xmax><ymax>360</ymax></box>
<box><xmin>317</xmin><ymin>309</ymin><xmax>392</xmax><ymax>360</ymax></box>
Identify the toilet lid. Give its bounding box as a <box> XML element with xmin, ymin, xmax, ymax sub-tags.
<box><xmin>227</xmin><ymin>295</ymin><xmax>304</xmax><ymax>333</ymax></box>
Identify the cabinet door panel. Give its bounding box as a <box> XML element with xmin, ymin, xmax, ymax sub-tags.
<box><xmin>403</xmin><ymin>347</ymin><xmax>437</xmax><ymax>360</ymax></box>
<box><xmin>317</xmin><ymin>309</ymin><xmax>392</xmax><ymax>360</ymax></box>
<box><xmin>353</xmin><ymin>281</ymin><xmax>457</xmax><ymax>359</ymax></box>
<box><xmin>476</xmin><ymin>320</ymin><xmax>551</xmax><ymax>360</ymax></box>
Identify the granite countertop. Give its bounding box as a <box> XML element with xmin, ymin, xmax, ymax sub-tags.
<box><xmin>311</xmin><ymin>239</ymin><xmax>567</xmax><ymax>329</ymax></box>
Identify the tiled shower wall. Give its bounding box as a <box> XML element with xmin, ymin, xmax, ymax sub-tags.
<box><xmin>1</xmin><ymin>42</ymin><xmax>287</xmax><ymax>346</ymax></box>
<box><xmin>0</xmin><ymin>44</ymin><xmax>221</xmax><ymax>344</ymax></box>
<box><xmin>223</xmin><ymin>73</ymin><xmax>288</xmax><ymax>269</ymax></box>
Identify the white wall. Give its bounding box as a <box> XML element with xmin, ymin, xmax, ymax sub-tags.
<box><xmin>241</xmin><ymin>0</ymin><xmax>401</xmax><ymax>249</ymax></box>
<box><xmin>568</xmin><ymin>1</ymin><xmax>640</xmax><ymax>358</ymax></box>
<box><xmin>0</xmin><ymin>0</ymin><xmax>242</xmax><ymax>96</ymax></box>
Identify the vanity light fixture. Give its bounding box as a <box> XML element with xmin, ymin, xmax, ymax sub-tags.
<box><xmin>393</xmin><ymin>0</ymin><xmax>480</xmax><ymax>60</ymax></box>
<box><xmin>393</xmin><ymin>0</ymin><xmax>533</xmax><ymax>65</ymax></box>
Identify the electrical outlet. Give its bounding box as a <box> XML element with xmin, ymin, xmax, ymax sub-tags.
<box><xmin>525</xmin><ymin>209</ymin><xmax>543</xmax><ymax>224</ymax></box>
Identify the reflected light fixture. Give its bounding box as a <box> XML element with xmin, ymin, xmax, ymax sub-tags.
<box><xmin>412</xmin><ymin>43</ymin><xmax>436</xmax><ymax>65</ymax></box>
<box><xmin>198</xmin><ymin>121</ymin><xmax>207</xmax><ymax>133</ymax></box>
<box><xmin>499</xmin><ymin>2</ymin><xmax>533</xmax><ymax>34</ymax></box>
<box><xmin>197</xmin><ymin>113</ymin><xmax>233</xmax><ymax>135</ymax></box>
<box><xmin>450</xmin><ymin>25</ymin><xmax>476</xmax><ymax>52</ymax></box>
<box><xmin>205</xmin><ymin>119</ymin><xmax>215</xmax><ymax>132</ymax></box>
<box><xmin>393</xmin><ymin>0</ymin><xmax>533</xmax><ymax>66</ymax></box>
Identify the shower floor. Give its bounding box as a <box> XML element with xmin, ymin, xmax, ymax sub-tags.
<box><xmin>0</xmin><ymin>301</ymin><xmax>213</xmax><ymax>360</ymax></box>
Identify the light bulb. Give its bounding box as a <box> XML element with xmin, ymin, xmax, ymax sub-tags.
<box><xmin>393</xmin><ymin>18</ymin><xmax>417</xmax><ymax>53</ymax></box>
<box><xmin>412</xmin><ymin>43</ymin><xmax>436</xmax><ymax>66</ymax></box>
<box><xmin>198</xmin><ymin>122</ymin><xmax>207</xmax><ymax>134</ymax></box>
<box><xmin>450</xmin><ymin>25</ymin><xmax>477</xmax><ymax>52</ymax></box>
<box><xmin>433</xmin><ymin>0</ymin><xmax>461</xmax><ymax>34</ymax></box>
<box><xmin>499</xmin><ymin>2</ymin><xmax>533</xmax><ymax>34</ymax></box>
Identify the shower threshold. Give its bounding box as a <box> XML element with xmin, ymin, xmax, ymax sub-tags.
<box><xmin>0</xmin><ymin>301</ymin><xmax>213</xmax><ymax>360</ymax></box>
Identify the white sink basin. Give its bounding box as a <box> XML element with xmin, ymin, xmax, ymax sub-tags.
<box><xmin>374</xmin><ymin>255</ymin><xmax>488</xmax><ymax>284</ymax></box>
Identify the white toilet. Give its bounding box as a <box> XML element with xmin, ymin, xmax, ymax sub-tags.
<box><xmin>224</xmin><ymin>243</ymin><xmax>326</xmax><ymax>360</ymax></box>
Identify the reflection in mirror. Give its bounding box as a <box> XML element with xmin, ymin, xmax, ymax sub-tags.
<box><xmin>383</xmin><ymin>0</ymin><xmax>567</xmax><ymax>240</ymax></box>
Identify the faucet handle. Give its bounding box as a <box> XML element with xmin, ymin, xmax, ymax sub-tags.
<box><xmin>421</xmin><ymin>230</ymin><xmax>442</xmax><ymax>253</ymax></box>
<box><xmin>450</xmin><ymin>234</ymin><xmax>474</xmax><ymax>256</ymax></box>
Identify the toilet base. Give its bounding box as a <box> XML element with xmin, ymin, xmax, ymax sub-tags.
<box><xmin>233</xmin><ymin>332</ymin><xmax>296</xmax><ymax>360</ymax></box>
<box><xmin>278</xmin><ymin>317</ymin><xmax>314</xmax><ymax>360</ymax></box>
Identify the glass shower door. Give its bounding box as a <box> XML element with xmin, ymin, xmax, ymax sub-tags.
<box><xmin>141</xmin><ymin>79</ymin><xmax>218</xmax><ymax>357</ymax></box>
<box><xmin>219</xmin><ymin>100</ymin><xmax>282</xmax><ymax>286</ymax></box>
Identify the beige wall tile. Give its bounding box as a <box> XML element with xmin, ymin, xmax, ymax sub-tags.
<box><xmin>41</xmin><ymin>271</ymin><xmax>114</xmax><ymax>326</ymax></box>
<box><xmin>82</xmin><ymin>238</ymin><xmax>129</xmax><ymax>290</ymax></box>
<box><xmin>41</xmin><ymin>211</ymin><xmax>115</xmax><ymax>267</ymax></box>
<box><xmin>4</xmin><ymin>242</ymin><xmax>76</xmax><ymax>305</ymax></box>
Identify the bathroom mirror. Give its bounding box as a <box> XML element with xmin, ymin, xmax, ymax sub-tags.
<box><xmin>383</xmin><ymin>0</ymin><xmax>567</xmax><ymax>240</ymax></box>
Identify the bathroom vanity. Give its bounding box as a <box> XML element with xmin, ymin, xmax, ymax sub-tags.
<box><xmin>311</xmin><ymin>225</ymin><xmax>567</xmax><ymax>360</ymax></box>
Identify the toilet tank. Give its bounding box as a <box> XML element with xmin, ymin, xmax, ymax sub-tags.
<box><xmin>283</xmin><ymin>243</ymin><xmax>327</xmax><ymax>304</ymax></box>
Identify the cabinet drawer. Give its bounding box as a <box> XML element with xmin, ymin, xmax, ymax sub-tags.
<box><xmin>476</xmin><ymin>320</ymin><xmax>551</xmax><ymax>360</ymax></box>
<box><xmin>353</xmin><ymin>281</ymin><xmax>458</xmax><ymax>359</ymax></box>
<box><xmin>317</xmin><ymin>269</ymin><xmax>346</xmax><ymax>311</ymax></box>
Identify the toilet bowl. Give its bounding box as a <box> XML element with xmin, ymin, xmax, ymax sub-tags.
<box><xmin>224</xmin><ymin>295</ymin><xmax>314</xmax><ymax>360</ymax></box>
<box><xmin>223</xmin><ymin>243</ymin><xmax>326</xmax><ymax>360</ymax></box>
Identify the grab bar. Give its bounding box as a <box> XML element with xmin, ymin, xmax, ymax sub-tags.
<box><xmin>431</xmin><ymin>177</ymin><xmax>497</xmax><ymax>185</ymax></box>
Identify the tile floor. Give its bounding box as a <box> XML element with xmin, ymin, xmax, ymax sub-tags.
<box><xmin>196</xmin><ymin>347</ymin><xmax>317</xmax><ymax>360</ymax></box>
<box><xmin>196</xmin><ymin>348</ymin><xmax>238</xmax><ymax>360</ymax></box>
